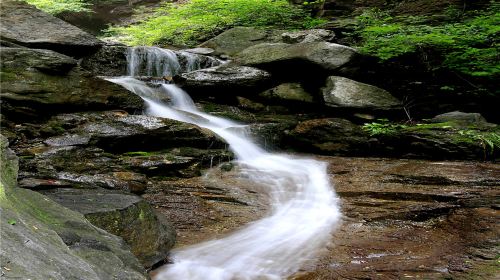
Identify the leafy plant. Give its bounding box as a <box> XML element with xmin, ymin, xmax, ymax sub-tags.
<box><xmin>24</xmin><ymin>0</ymin><xmax>91</xmax><ymax>14</ymax></box>
<box><xmin>362</xmin><ymin>119</ymin><xmax>407</xmax><ymax>136</ymax></box>
<box><xmin>355</xmin><ymin>3</ymin><xmax>500</xmax><ymax>77</ymax></box>
<box><xmin>458</xmin><ymin>130</ymin><xmax>500</xmax><ymax>155</ymax></box>
<box><xmin>106</xmin><ymin>0</ymin><xmax>326</xmax><ymax>47</ymax></box>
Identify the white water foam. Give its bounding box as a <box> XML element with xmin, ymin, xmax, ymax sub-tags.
<box><xmin>106</xmin><ymin>48</ymin><xmax>341</xmax><ymax>279</ymax></box>
<box><xmin>126</xmin><ymin>47</ymin><xmax>222</xmax><ymax>77</ymax></box>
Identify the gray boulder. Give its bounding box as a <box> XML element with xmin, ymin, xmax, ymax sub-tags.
<box><xmin>236</xmin><ymin>42</ymin><xmax>358</xmax><ymax>73</ymax></box>
<box><xmin>322</xmin><ymin>76</ymin><xmax>401</xmax><ymax>110</ymax></box>
<box><xmin>0</xmin><ymin>48</ymin><xmax>143</xmax><ymax>119</ymax></box>
<box><xmin>42</xmin><ymin>188</ymin><xmax>176</xmax><ymax>269</ymax></box>
<box><xmin>175</xmin><ymin>65</ymin><xmax>273</xmax><ymax>95</ymax></box>
<box><xmin>281</xmin><ymin>29</ymin><xmax>335</xmax><ymax>43</ymax></box>
<box><xmin>199</xmin><ymin>27</ymin><xmax>284</xmax><ymax>56</ymax></box>
<box><xmin>0</xmin><ymin>135</ymin><xmax>148</xmax><ymax>280</ymax></box>
<box><xmin>431</xmin><ymin>111</ymin><xmax>488</xmax><ymax>125</ymax></box>
<box><xmin>0</xmin><ymin>0</ymin><xmax>102</xmax><ymax>57</ymax></box>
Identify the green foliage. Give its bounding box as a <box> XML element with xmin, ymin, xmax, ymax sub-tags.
<box><xmin>24</xmin><ymin>0</ymin><xmax>91</xmax><ymax>14</ymax></box>
<box><xmin>458</xmin><ymin>129</ymin><xmax>500</xmax><ymax>154</ymax></box>
<box><xmin>356</xmin><ymin>4</ymin><xmax>500</xmax><ymax>77</ymax></box>
<box><xmin>106</xmin><ymin>0</ymin><xmax>326</xmax><ymax>47</ymax></box>
<box><xmin>364</xmin><ymin>119</ymin><xmax>500</xmax><ymax>156</ymax></box>
<box><xmin>8</xmin><ymin>219</ymin><xmax>16</xmax><ymax>225</ymax></box>
<box><xmin>362</xmin><ymin>119</ymin><xmax>407</xmax><ymax>136</ymax></box>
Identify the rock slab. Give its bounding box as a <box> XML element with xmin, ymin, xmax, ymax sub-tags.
<box><xmin>0</xmin><ymin>0</ymin><xmax>102</xmax><ymax>57</ymax></box>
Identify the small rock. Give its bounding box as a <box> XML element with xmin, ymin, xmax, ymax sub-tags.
<box><xmin>220</xmin><ymin>162</ymin><xmax>234</xmax><ymax>172</ymax></box>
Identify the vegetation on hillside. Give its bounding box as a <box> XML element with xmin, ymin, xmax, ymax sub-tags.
<box><xmin>24</xmin><ymin>0</ymin><xmax>92</xmax><ymax>14</ymax></box>
<box><xmin>355</xmin><ymin>3</ymin><xmax>500</xmax><ymax>77</ymax></box>
<box><xmin>105</xmin><ymin>0</ymin><xmax>326</xmax><ymax>47</ymax></box>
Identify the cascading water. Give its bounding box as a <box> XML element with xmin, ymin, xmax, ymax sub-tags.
<box><xmin>106</xmin><ymin>46</ymin><xmax>341</xmax><ymax>280</ymax></box>
<box><xmin>126</xmin><ymin>46</ymin><xmax>222</xmax><ymax>77</ymax></box>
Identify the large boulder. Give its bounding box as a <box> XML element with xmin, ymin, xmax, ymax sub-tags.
<box><xmin>199</xmin><ymin>27</ymin><xmax>284</xmax><ymax>57</ymax></box>
<box><xmin>235</xmin><ymin>42</ymin><xmax>359</xmax><ymax>76</ymax></box>
<box><xmin>175</xmin><ymin>64</ymin><xmax>273</xmax><ymax>97</ymax></box>
<box><xmin>322</xmin><ymin>76</ymin><xmax>401</xmax><ymax>111</ymax></box>
<box><xmin>0</xmin><ymin>135</ymin><xmax>148</xmax><ymax>280</ymax></box>
<box><xmin>41</xmin><ymin>188</ymin><xmax>176</xmax><ymax>269</ymax></box>
<box><xmin>0</xmin><ymin>0</ymin><xmax>102</xmax><ymax>57</ymax></box>
<box><xmin>0</xmin><ymin>48</ymin><xmax>144</xmax><ymax>119</ymax></box>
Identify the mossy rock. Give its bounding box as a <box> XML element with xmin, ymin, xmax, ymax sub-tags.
<box><xmin>42</xmin><ymin>188</ymin><xmax>176</xmax><ymax>269</ymax></box>
<box><xmin>1</xmin><ymin>135</ymin><xmax>148</xmax><ymax>280</ymax></box>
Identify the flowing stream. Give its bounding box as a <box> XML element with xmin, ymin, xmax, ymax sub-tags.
<box><xmin>106</xmin><ymin>47</ymin><xmax>341</xmax><ymax>280</ymax></box>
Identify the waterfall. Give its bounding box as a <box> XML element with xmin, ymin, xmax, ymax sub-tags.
<box><xmin>105</xmin><ymin>46</ymin><xmax>341</xmax><ymax>280</ymax></box>
<box><xmin>126</xmin><ymin>46</ymin><xmax>223</xmax><ymax>77</ymax></box>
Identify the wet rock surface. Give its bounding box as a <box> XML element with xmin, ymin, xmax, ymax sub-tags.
<box><xmin>0</xmin><ymin>0</ymin><xmax>102</xmax><ymax>57</ymax></box>
<box><xmin>149</xmin><ymin>156</ymin><xmax>499</xmax><ymax>279</ymax></box>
